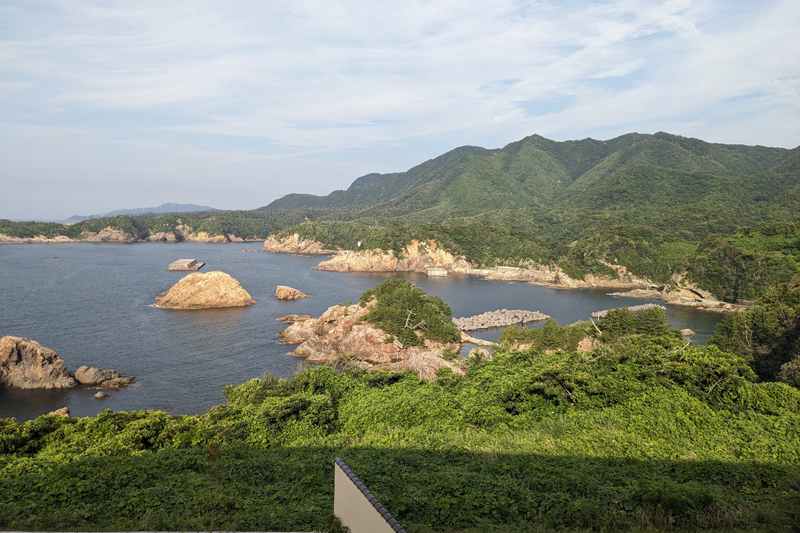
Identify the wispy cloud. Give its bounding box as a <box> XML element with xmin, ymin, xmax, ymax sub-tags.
<box><xmin>1</xmin><ymin>0</ymin><xmax>798</xmax><ymax>219</ymax></box>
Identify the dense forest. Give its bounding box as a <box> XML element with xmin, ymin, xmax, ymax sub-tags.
<box><xmin>1</xmin><ymin>280</ymin><xmax>798</xmax><ymax>532</ymax></box>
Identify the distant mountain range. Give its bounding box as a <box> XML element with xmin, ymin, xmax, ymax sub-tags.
<box><xmin>67</xmin><ymin>203</ymin><xmax>218</xmax><ymax>223</ymax></box>
<box><xmin>262</xmin><ymin>132</ymin><xmax>799</xmax><ymax>217</ymax></box>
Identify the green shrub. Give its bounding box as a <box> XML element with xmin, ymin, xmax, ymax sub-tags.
<box><xmin>358</xmin><ymin>278</ymin><xmax>460</xmax><ymax>347</ymax></box>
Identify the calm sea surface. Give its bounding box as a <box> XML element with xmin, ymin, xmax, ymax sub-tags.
<box><xmin>0</xmin><ymin>243</ymin><xmax>724</xmax><ymax>421</ymax></box>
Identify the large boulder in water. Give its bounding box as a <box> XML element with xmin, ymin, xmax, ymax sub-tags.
<box><xmin>0</xmin><ymin>336</ymin><xmax>77</xmax><ymax>389</ymax></box>
<box><xmin>275</xmin><ymin>285</ymin><xmax>309</xmax><ymax>300</ymax></box>
<box><xmin>154</xmin><ymin>271</ymin><xmax>256</xmax><ymax>309</ymax></box>
<box><xmin>74</xmin><ymin>366</ymin><xmax>136</xmax><ymax>390</ymax></box>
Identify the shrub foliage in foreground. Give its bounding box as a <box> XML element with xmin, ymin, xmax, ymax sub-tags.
<box><xmin>1</xmin><ymin>289</ymin><xmax>799</xmax><ymax>532</ymax></box>
<box><xmin>1</xmin><ymin>333</ymin><xmax>799</xmax><ymax>531</ymax></box>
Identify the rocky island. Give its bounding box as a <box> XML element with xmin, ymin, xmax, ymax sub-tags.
<box><xmin>277</xmin><ymin>279</ymin><xmax>465</xmax><ymax>380</ymax></box>
<box><xmin>154</xmin><ymin>271</ymin><xmax>256</xmax><ymax>309</ymax></box>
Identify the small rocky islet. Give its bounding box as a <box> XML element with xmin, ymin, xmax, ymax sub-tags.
<box><xmin>153</xmin><ymin>270</ymin><xmax>256</xmax><ymax>309</ymax></box>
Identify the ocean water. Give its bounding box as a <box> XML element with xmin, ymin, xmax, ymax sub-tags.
<box><xmin>0</xmin><ymin>243</ymin><xmax>724</xmax><ymax>421</ymax></box>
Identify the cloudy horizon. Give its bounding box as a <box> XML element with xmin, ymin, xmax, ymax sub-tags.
<box><xmin>1</xmin><ymin>0</ymin><xmax>799</xmax><ymax>221</ymax></box>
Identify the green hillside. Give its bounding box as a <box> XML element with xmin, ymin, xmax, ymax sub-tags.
<box><xmin>262</xmin><ymin>132</ymin><xmax>795</xmax><ymax>217</ymax></box>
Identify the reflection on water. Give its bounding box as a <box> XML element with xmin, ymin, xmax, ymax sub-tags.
<box><xmin>0</xmin><ymin>243</ymin><xmax>726</xmax><ymax>421</ymax></box>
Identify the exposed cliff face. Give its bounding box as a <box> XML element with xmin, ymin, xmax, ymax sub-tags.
<box><xmin>147</xmin><ymin>224</ymin><xmax>241</xmax><ymax>243</ymax></box>
<box><xmin>313</xmin><ymin>239</ymin><xmax>472</xmax><ymax>273</ymax></box>
<box><xmin>84</xmin><ymin>227</ymin><xmax>135</xmax><ymax>242</ymax></box>
<box><xmin>0</xmin><ymin>336</ymin><xmax>76</xmax><ymax>389</ymax></box>
<box><xmin>154</xmin><ymin>271</ymin><xmax>256</xmax><ymax>309</ymax></box>
<box><xmin>262</xmin><ymin>233</ymin><xmax>337</xmax><ymax>254</ymax></box>
<box><xmin>277</xmin><ymin>301</ymin><xmax>463</xmax><ymax>380</ymax></box>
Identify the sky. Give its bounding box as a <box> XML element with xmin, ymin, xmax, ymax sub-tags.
<box><xmin>1</xmin><ymin>0</ymin><xmax>799</xmax><ymax>221</ymax></box>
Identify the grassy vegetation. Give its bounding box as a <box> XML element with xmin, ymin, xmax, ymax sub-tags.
<box><xmin>1</xmin><ymin>283</ymin><xmax>799</xmax><ymax>532</ymax></box>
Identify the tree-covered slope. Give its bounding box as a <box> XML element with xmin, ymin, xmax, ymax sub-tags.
<box><xmin>261</xmin><ymin>132</ymin><xmax>796</xmax><ymax>217</ymax></box>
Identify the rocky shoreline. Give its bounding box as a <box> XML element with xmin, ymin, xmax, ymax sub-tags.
<box><xmin>0</xmin><ymin>224</ymin><xmax>262</xmax><ymax>244</ymax></box>
<box><xmin>261</xmin><ymin>235</ymin><xmax>744</xmax><ymax>312</ymax></box>
<box><xmin>313</xmin><ymin>239</ymin><xmax>472</xmax><ymax>274</ymax></box>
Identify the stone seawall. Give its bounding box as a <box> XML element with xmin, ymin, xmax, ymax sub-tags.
<box><xmin>453</xmin><ymin>309</ymin><xmax>549</xmax><ymax>331</ymax></box>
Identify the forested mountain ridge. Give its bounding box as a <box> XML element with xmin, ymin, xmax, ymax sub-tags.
<box><xmin>262</xmin><ymin>132</ymin><xmax>796</xmax><ymax>215</ymax></box>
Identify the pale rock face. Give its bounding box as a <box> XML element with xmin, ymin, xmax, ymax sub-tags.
<box><xmin>0</xmin><ymin>234</ymin><xmax>75</xmax><ymax>243</ymax></box>
<box><xmin>74</xmin><ymin>366</ymin><xmax>136</xmax><ymax>390</ymax></box>
<box><xmin>277</xmin><ymin>320</ymin><xmax>317</xmax><ymax>344</ymax></box>
<box><xmin>277</xmin><ymin>314</ymin><xmax>313</xmax><ymax>323</ymax></box>
<box><xmin>279</xmin><ymin>300</ymin><xmax>464</xmax><ymax>379</ymax></box>
<box><xmin>312</xmin><ymin>239</ymin><xmax>472</xmax><ymax>273</ymax></box>
<box><xmin>85</xmin><ymin>227</ymin><xmax>134</xmax><ymax>242</ymax></box>
<box><xmin>275</xmin><ymin>285</ymin><xmax>309</xmax><ymax>300</ymax></box>
<box><xmin>262</xmin><ymin>233</ymin><xmax>337</xmax><ymax>254</ymax></box>
<box><xmin>48</xmin><ymin>407</ymin><xmax>71</xmax><ymax>417</ymax></box>
<box><xmin>0</xmin><ymin>336</ymin><xmax>77</xmax><ymax>389</ymax></box>
<box><xmin>146</xmin><ymin>231</ymin><xmax>179</xmax><ymax>242</ymax></box>
<box><xmin>154</xmin><ymin>271</ymin><xmax>256</xmax><ymax>309</ymax></box>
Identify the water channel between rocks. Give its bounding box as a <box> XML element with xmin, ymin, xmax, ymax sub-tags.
<box><xmin>0</xmin><ymin>243</ymin><xmax>725</xmax><ymax>421</ymax></box>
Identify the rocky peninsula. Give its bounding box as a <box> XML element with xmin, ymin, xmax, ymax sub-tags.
<box><xmin>277</xmin><ymin>302</ymin><xmax>463</xmax><ymax>380</ymax></box>
<box><xmin>154</xmin><ymin>271</ymin><xmax>256</xmax><ymax>309</ymax></box>
<box><xmin>0</xmin><ymin>336</ymin><xmax>134</xmax><ymax>390</ymax></box>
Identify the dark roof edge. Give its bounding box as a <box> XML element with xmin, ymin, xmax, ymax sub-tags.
<box><xmin>335</xmin><ymin>457</ymin><xmax>407</xmax><ymax>533</ymax></box>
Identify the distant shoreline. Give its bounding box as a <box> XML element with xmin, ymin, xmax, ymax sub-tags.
<box><xmin>0</xmin><ymin>236</ymin><xmax>264</xmax><ymax>244</ymax></box>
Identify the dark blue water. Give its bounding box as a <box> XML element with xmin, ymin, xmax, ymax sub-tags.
<box><xmin>0</xmin><ymin>243</ymin><xmax>724</xmax><ymax>421</ymax></box>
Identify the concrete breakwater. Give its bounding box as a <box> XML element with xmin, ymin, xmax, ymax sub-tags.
<box><xmin>452</xmin><ymin>309</ymin><xmax>549</xmax><ymax>331</ymax></box>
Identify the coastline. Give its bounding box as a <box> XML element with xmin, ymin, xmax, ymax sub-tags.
<box><xmin>0</xmin><ymin>234</ymin><xmax>264</xmax><ymax>244</ymax></box>
<box><xmin>262</xmin><ymin>235</ymin><xmax>744</xmax><ymax>313</ymax></box>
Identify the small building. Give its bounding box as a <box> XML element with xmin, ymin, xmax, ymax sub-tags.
<box><xmin>425</xmin><ymin>267</ymin><xmax>448</xmax><ymax>277</ymax></box>
<box><xmin>168</xmin><ymin>259</ymin><xmax>205</xmax><ymax>271</ymax></box>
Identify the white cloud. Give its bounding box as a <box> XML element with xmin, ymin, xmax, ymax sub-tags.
<box><xmin>1</xmin><ymin>0</ymin><xmax>798</xmax><ymax>219</ymax></box>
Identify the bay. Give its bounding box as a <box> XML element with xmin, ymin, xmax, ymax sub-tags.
<box><xmin>0</xmin><ymin>243</ymin><xmax>723</xmax><ymax>421</ymax></box>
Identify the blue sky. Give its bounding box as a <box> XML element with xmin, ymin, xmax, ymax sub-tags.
<box><xmin>1</xmin><ymin>0</ymin><xmax>798</xmax><ymax>220</ymax></box>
